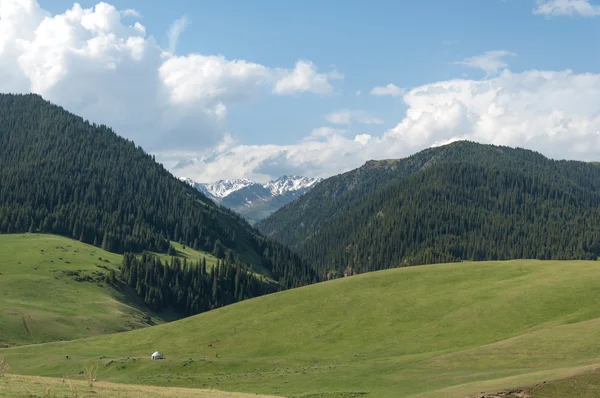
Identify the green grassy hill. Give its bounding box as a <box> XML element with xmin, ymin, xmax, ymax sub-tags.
<box><xmin>4</xmin><ymin>259</ymin><xmax>600</xmax><ymax>397</ymax></box>
<box><xmin>0</xmin><ymin>234</ymin><xmax>218</xmax><ymax>347</ymax></box>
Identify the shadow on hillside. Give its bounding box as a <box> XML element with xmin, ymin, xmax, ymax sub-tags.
<box><xmin>109</xmin><ymin>280</ymin><xmax>181</xmax><ymax>324</ymax></box>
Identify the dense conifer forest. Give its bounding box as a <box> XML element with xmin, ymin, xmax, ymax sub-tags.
<box><xmin>259</xmin><ymin>141</ymin><xmax>600</xmax><ymax>278</ymax></box>
<box><xmin>0</xmin><ymin>94</ymin><xmax>317</xmax><ymax>296</ymax></box>
<box><xmin>119</xmin><ymin>253</ymin><xmax>276</xmax><ymax>316</ymax></box>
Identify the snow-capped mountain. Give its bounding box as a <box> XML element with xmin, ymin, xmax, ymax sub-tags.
<box><xmin>264</xmin><ymin>175</ymin><xmax>321</xmax><ymax>196</ymax></box>
<box><xmin>181</xmin><ymin>175</ymin><xmax>321</xmax><ymax>222</ymax></box>
<box><xmin>197</xmin><ymin>178</ymin><xmax>256</xmax><ymax>200</ymax></box>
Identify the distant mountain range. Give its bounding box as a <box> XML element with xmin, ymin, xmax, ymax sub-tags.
<box><xmin>181</xmin><ymin>175</ymin><xmax>321</xmax><ymax>222</ymax></box>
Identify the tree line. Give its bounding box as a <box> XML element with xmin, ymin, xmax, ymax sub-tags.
<box><xmin>118</xmin><ymin>252</ymin><xmax>276</xmax><ymax>316</ymax></box>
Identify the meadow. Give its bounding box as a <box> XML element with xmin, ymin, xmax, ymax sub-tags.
<box><xmin>4</xmin><ymin>258</ymin><xmax>600</xmax><ymax>397</ymax></box>
<box><xmin>0</xmin><ymin>373</ymin><xmax>279</xmax><ymax>397</ymax></box>
<box><xmin>0</xmin><ymin>234</ymin><xmax>217</xmax><ymax>347</ymax></box>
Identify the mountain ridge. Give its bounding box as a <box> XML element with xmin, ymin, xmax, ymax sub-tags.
<box><xmin>182</xmin><ymin>175</ymin><xmax>321</xmax><ymax>222</ymax></box>
<box><xmin>258</xmin><ymin>140</ymin><xmax>600</xmax><ymax>278</ymax></box>
<box><xmin>0</xmin><ymin>93</ymin><xmax>316</xmax><ymax>292</ymax></box>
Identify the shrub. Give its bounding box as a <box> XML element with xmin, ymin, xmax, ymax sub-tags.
<box><xmin>0</xmin><ymin>357</ymin><xmax>9</xmax><ymax>376</ymax></box>
<box><xmin>83</xmin><ymin>364</ymin><xmax>99</xmax><ymax>387</ymax></box>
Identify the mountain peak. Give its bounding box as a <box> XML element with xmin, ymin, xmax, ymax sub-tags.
<box><xmin>181</xmin><ymin>175</ymin><xmax>321</xmax><ymax>221</ymax></box>
<box><xmin>264</xmin><ymin>175</ymin><xmax>322</xmax><ymax>196</ymax></box>
<box><xmin>189</xmin><ymin>178</ymin><xmax>258</xmax><ymax>199</ymax></box>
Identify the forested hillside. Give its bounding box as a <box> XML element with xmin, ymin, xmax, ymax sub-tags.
<box><xmin>258</xmin><ymin>141</ymin><xmax>600</xmax><ymax>278</ymax></box>
<box><xmin>0</xmin><ymin>94</ymin><xmax>316</xmax><ymax>290</ymax></box>
<box><xmin>120</xmin><ymin>252</ymin><xmax>277</xmax><ymax>315</ymax></box>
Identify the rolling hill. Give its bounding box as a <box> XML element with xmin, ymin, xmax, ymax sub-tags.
<box><xmin>258</xmin><ymin>141</ymin><xmax>600</xmax><ymax>278</ymax></box>
<box><xmin>4</xmin><ymin>259</ymin><xmax>600</xmax><ymax>397</ymax></box>
<box><xmin>0</xmin><ymin>233</ymin><xmax>223</xmax><ymax>347</ymax></box>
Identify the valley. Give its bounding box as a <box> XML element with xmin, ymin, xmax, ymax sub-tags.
<box><xmin>2</xmin><ymin>0</ymin><xmax>598</xmax><ymax>396</ymax></box>
<box><xmin>2</xmin><ymin>95</ymin><xmax>600</xmax><ymax>397</ymax></box>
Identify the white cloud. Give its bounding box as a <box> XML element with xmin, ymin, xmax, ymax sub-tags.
<box><xmin>159</xmin><ymin>54</ymin><xmax>270</xmax><ymax>105</ymax></box>
<box><xmin>169</xmin><ymin>69</ymin><xmax>600</xmax><ymax>182</ymax></box>
<box><xmin>359</xmin><ymin>117</ymin><xmax>384</xmax><ymax>125</ymax></box>
<box><xmin>324</xmin><ymin>109</ymin><xmax>383</xmax><ymax>126</ymax></box>
<box><xmin>325</xmin><ymin>110</ymin><xmax>352</xmax><ymax>125</ymax></box>
<box><xmin>355</xmin><ymin>90</ymin><xmax>362</xmax><ymax>96</ymax></box>
<box><xmin>454</xmin><ymin>50</ymin><xmax>516</xmax><ymax>76</ymax></box>
<box><xmin>534</xmin><ymin>0</ymin><xmax>600</xmax><ymax>16</ymax></box>
<box><xmin>310</xmin><ymin>126</ymin><xmax>347</xmax><ymax>137</ymax></box>
<box><xmin>5</xmin><ymin>1</ymin><xmax>600</xmax><ymax>185</ymax></box>
<box><xmin>370</xmin><ymin>83</ymin><xmax>405</xmax><ymax>97</ymax></box>
<box><xmin>0</xmin><ymin>0</ymin><xmax>339</xmax><ymax>153</ymax></box>
<box><xmin>273</xmin><ymin>60</ymin><xmax>343</xmax><ymax>95</ymax></box>
<box><xmin>167</xmin><ymin>16</ymin><xmax>189</xmax><ymax>54</ymax></box>
<box><xmin>120</xmin><ymin>8</ymin><xmax>141</xmax><ymax>18</ymax></box>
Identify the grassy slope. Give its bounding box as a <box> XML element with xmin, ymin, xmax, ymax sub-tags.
<box><xmin>526</xmin><ymin>368</ymin><xmax>600</xmax><ymax>397</ymax></box>
<box><xmin>0</xmin><ymin>374</ymin><xmax>279</xmax><ymax>398</ymax></box>
<box><xmin>153</xmin><ymin>241</ymin><xmax>220</xmax><ymax>268</ymax></box>
<box><xmin>4</xmin><ymin>260</ymin><xmax>600</xmax><ymax>397</ymax></box>
<box><xmin>0</xmin><ymin>234</ymin><xmax>215</xmax><ymax>347</ymax></box>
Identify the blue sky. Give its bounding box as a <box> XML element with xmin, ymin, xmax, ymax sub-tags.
<box><xmin>3</xmin><ymin>0</ymin><xmax>600</xmax><ymax>181</ymax></box>
<box><xmin>41</xmin><ymin>0</ymin><xmax>600</xmax><ymax>145</ymax></box>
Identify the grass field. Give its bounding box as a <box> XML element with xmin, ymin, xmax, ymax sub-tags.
<box><xmin>526</xmin><ymin>367</ymin><xmax>600</xmax><ymax>397</ymax></box>
<box><xmin>0</xmin><ymin>374</ymin><xmax>280</xmax><ymax>397</ymax></box>
<box><xmin>5</xmin><ymin>259</ymin><xmax>600</xmax><ymax>397</ymax></box>
<box><xmin>0</xmin><ymin>234</ymin><xmax>218</xmax><ymax>347</ymax></box>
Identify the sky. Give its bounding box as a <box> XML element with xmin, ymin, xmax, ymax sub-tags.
<box><xmin>1</xmin><ymin>0</ymin><xmax>600</xmax><ymax>182</ymax></box>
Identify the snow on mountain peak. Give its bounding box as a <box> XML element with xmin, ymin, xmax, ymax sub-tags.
<box><xmin>264</xmin><ymin>175</ymin><xmax>321</xmax><ymax>195</ymax></box>
<box><xmin>198</xmin><ymin>178</ymin><xmax>257</xmax><ymax>199</ymax></box>
<box><xmin>180</xmin><ymin>175</ymin><xmax>321</xmax><ymax>199</ymax></box>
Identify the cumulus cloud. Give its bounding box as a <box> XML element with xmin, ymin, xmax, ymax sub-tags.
<box><xmin>273</xmin><ymin>60</ymin><xmax>343</xmax><ymax>95</ymax></box>
<box><xmin>168</xmin><ymin>69</ymin><xmax>600</xmax><ymax>182</ymax></box>
<box><xmin>324</xmin><ymin>110</ymin><xmax>383</xmax><ymax>126</ymax></box>
<box><xmin>0</xmin><ymin>0</ymin><xmax>339</xmax><ymax>153</ymax></box>
<box><xmin>454</xmin><ymin>50</ymin><xmax>516</xmax><ymax>76</ymax></box>
<box><xmin>534</xmin><ymin>0</ymin><xmax>600</xmax><ymax>16</ymax></box>
<box><xmin>159</xmin><ymin>54</ymin><xmax>270</xmax><ymax>105</ymax></box>
<box><xmin>167</xmin><ymin>15</ymin><xmax>188</xmax><ymax>54</ymax></box>
<box><xmin>370</xmin><ymin>83</ymin><xmax>405</xmax><ymax>97</ymax></box>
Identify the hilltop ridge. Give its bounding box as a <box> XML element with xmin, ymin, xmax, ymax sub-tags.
<box><xmin>259</xmin><ymin>140</ymin><xmax>600</xmax><ymax>277</ymax></box>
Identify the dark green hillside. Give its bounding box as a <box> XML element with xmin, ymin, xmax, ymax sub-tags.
<box><xmin>259</xmin><ymin>141</ymin><xmax>600</xmax><ymax>277</ymax></box>
<box><xmin>0</xmin><ymin>94</ymin><xmax>316</xmax><ymax>291</ymax></box>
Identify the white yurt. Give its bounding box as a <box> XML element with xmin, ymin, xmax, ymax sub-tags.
<box><xmin>151</xmin><ymin>351</ymin><xmax>163</xmax><ymax>360</ymax></box>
